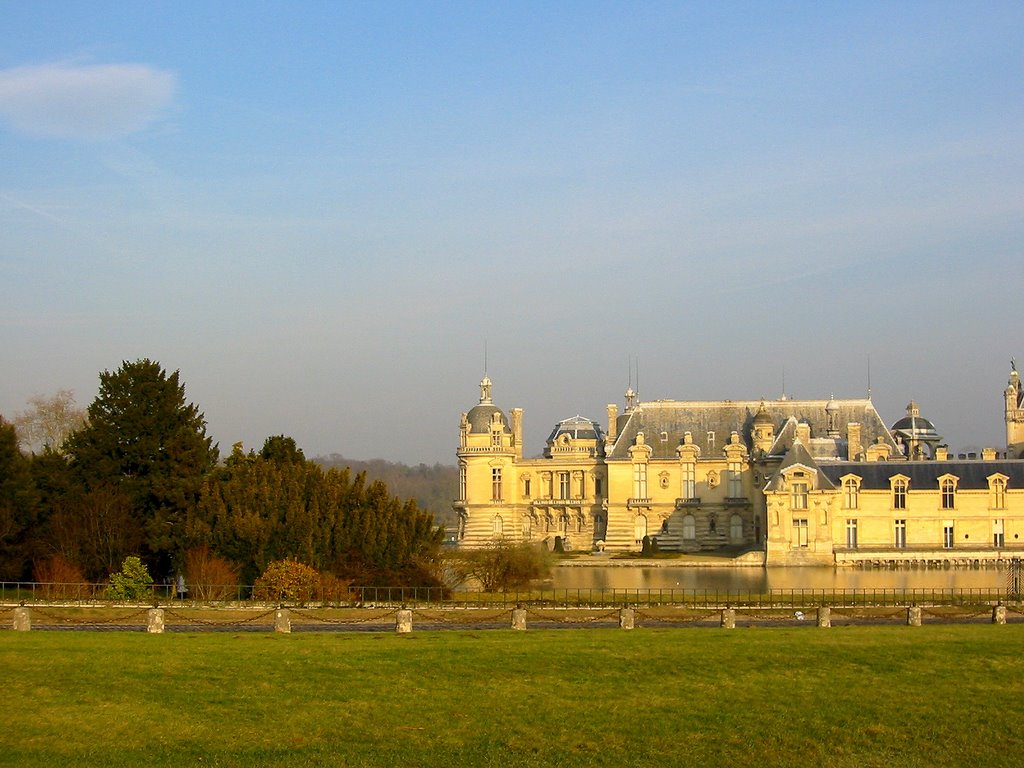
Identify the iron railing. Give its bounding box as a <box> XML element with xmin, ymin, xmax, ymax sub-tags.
<box><xmin>0</xmin><ymin>581</ymin><xmax>1017</xmax><ymax>608</ymax></box>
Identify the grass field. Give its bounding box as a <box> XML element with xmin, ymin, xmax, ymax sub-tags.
<box><xmin>2</xmin><ymin>625</ymin><xmax>1023</xmax><ymax>767</ymax></box>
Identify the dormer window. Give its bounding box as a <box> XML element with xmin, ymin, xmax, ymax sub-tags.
<box><xmin>941</xmin><ymin>478</ymin><xmax>956</xmax><ymax>510</ymax></box>
<box><xmin>891</xmin><ymin>477</ymin><xmax>908</xmax><ymax>510</ymax></box>
<box><xmin>989</xmin><ymin>475</ymin><xmax>1008</xmax><ymax>510</ymax></box>
<box><xmin>842</xmin><ymin>476</ymin><xmax>861</xmax><ymax>510</ymax></box>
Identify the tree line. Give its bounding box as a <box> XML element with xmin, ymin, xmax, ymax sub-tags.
<box><xmin>0</xmin><ymin>359</ymin><xmax>445</xmax><ymax>588</ymax></box>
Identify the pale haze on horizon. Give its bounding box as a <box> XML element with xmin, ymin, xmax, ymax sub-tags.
<box><xmin>1</xmin><ymin>2</ymin><xmax>1021</xmax><ymax>465</ymax></box>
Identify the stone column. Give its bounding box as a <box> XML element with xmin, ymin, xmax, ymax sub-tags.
<box><xmin>618</xmin><ymin>607</ymin><xmax>635</xmax><ymax>630</ymax></box>
<box><xmin>511</xmin><ymin>607</ymin><xmax>527</xmax><ymax>630</ymax></box>
<box><xmin>275</xmin><ymin>608</ymin><xmax>291</xmax><ymax>633</ymax></box>
<box><xmin>396</xmin><ymin>608</ymin><xmax>413</xmax><ymax>634</ymax></box>
<box><xmin>147</xmin><ymin>608</ymin><xmax>165</xmax><ymax>634</ymax></box>
<box><xmin>12</xmin><ymin>607</ymin><xmax>30</xmax><ymax>631</ymax></box>
<box><xmin>816</xmin><ymin>607</ymin><xmax>831</xmax><ymax>628</ymax></box>
<box><xmin>906</xmin><ymin>606</ymin><xmax>922</xmax><ymax>626</ymax></box>
<box><xmin>992</xmin><ymin>605</ymin><xmax>1007</xmax><ymax>625</ymax></box>
<box><xmin>721</xmin><ymin>608</ymin><xmax>736</xmax><ymax>629</ymax></box>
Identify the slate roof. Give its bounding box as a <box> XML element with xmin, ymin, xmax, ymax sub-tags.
<box><xmin>607</xmin><ymin>399</ymin><xmax>898</xmax><ymax>460</ymax></box>
<box><xmin>465</xmin><ymin>404</ymin><xmax>510</xmax><ymax>434</ymax></box>
<box><xmin>764</xmin><ymin>440</ymin><xmax>837</xmax><ymax>491</ymax></box>
<box><xmin>546</xmin><ymin>415</ymin><xmax>604</xmax><ymax>444</ymax></box>
<box><xmin>818</xmin><ymin>461</ymin><xmax>1024</xmax><ymax>490</ymax></box>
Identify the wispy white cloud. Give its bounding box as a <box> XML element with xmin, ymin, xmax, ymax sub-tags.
<box><xmin>0</xmin><ymin>61</ymin><xmax>176</xmax><ymax>140</ymax></box>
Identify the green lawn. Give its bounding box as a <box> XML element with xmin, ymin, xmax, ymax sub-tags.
<box><xmin>2</xmin><ymin>625</ymin><xmax>1022</xmax><ymax>767</ymax></box>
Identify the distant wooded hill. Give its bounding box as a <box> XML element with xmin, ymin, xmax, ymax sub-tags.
<box><xmin>313</xmin><ymin>455</ymin><xmax>459</xmax><ymax>531</ymax></box>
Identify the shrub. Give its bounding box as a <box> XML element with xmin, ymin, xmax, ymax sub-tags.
<box><xmin>253</xmin><ymin>559</ymin><xmax>320</xmax><ymax>603</ymax></box>
<box><xmin>447</xmin><ymin>541</ymin><xmax>551</xmax><ymax>592</ymax></box>
<box><xmin>107</xmin><ymin>556</ymin><xmax>154</xmax><ymax>601</ymax></box>
<box><xmin>183</xmin><ymin>545</ymin><xmax>240</xmax><ymax>601</ymax></box>
<box><xmin>34</xmin><ymin>555</ymin><xmax>87</xmax><ymax>600</ymax></box>
<box><xmin>318</xmin><ymin>572</ymin><xmax>354</xmax><ymax>604</ymax></box>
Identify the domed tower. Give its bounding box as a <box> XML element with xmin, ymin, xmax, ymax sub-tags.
<box><xmin>891</xmin><ymin>402</ymin><xmax>942</xmax><ymax>460</ymax></box>
<box><xmin>1006</xmin><ymin>361</ymin><xmax>1024</xmax><ymax>458</ymax></box>
<box><xmin>455</xmin><ymin>375</ymin><xmax>517</xmax><ymax>547</ymax></box>
<box><xmin>461</xmin><ymin>375</ymin><xmax>512</xmax><ymax>449</ymax></box>
<box><xmin>752</xmin><ymin>401</ymin><xmax>775</xmax><ymax>455</ymax></box>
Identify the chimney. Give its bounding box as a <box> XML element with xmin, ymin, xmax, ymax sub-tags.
<box><xmin>510</xmin><ymin>408</ymin><xmax>524</xmax><ymax>460</ymax></box>
<box><xmin>606</xmin><ymin>404</ymin><xmax>618</xmax><ymax>444</ymax></box>
<box><xmin>847</xmin><ymin>423</ymin><xmax>862</xmax><ymax>461</ymax></box>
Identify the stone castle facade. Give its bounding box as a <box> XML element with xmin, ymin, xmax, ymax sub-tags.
<box><xmin>453</xmin><ymin>364</ymin><xmax>1024</xmax><ymax>566</ymax></box>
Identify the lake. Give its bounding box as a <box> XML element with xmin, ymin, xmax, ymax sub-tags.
<box><xmin>544</xmin><ymin>562</ymin><xmax>1010</xmax><ymax>592</ymax></box>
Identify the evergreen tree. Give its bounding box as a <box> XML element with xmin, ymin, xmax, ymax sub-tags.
<box><xmin>0</xmin><ymin>418</ymin><xmax>39</xmax><ymax>578</ymax></box>
<box><xmin>65</xmin><ymin>359</ymin><xmax>217</xmax><ymax>574</ymax></box>
<box><xmin>190</xmin><ymin>438</ymin><xmax>444</xmax><ymax>587</ymax></box>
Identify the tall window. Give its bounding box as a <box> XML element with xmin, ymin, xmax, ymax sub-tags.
<box><xmin>491</xmin><ymin>468</ymin><xmax>502</xmax><ymax>502</ymax></box>
<box><xmin>523</xmin><ymin>477</ymin><xmax>531</xmax><ymax>498</ymax></box>
<box><xmin>791</xmin><ymin>482</ymin><xmax>809</xmax><ymax>510</ymax></box>
<box><xmin>943</xmin><ymin>525</ymin><xmax>954</xmax><ymax>549</ymax></box>
<box><xmin>843</xmin><ymin>478</ymin><xmax>859</xmax><ymax>510</ymax></box>
<box><xmin>459</xmin><ymin>465</ymin><xmax>467</xmax><ymax>501</ymax></box>
<box><xmin>558</xmin><ymin>472</ymin><xmax>571</xmax><ymax>500</ymax></box>
<box><xmin>846</xmin><ymin>519</ymin><xmax>858</xmax><ymax>549</ymax></box>
<box><xmin>728</xmin><ymin>461</ymin><xmax>742</xmax><ymax>498</ymax></box>
<box><xmin>893</xmin><ymin>479</ymin><xmax>907</xmax><ymax>510</ymax></box>
<box><xmin>730</xmin><ymin>514</ymin><xmax>744</xmax><ymax>544</ymax></box>
<box><xmin>595</xmin><ymin>477</ymin><xmax>603</xmax><ymax>497</ymax></box>
<box><xmin>491</xmin><ymin>430</ymin><xmax>502</xmax><ymax>448</ymax></box>
<box><xmin>994</xmin><ymin>520</ymin><xmax>1005</xmax><ymax>548</ymax></box>
<box><xmin>941</xmin><ymin>478</ymin><xmax>956</xmax><ymax>510</ymax></box>
<box><xmin>493</xmin><ymin>514</ymin><xmax>503</xmax><ymax>536</ymax></box>
<box><xmin>792</xmin><ymin>518</ymin><xmax>809</xmax><ymax>548</ymax></box>
<box><xmin>681</xmin><ymin>463</ymin><xmax>696</xmax><ymax>500</ymax></box>
<box><xmin>895</xmin><ymin>519</ymin><xmax>906</xmax><ymax>549</ymax></box>
<box><xmin>992</xmin><ymin>478</ymin><xmax>1007</xmax><ymax>510</ymax></box>
<box><xmin>633</xmin><ymin>463</ymin><xmax>648</xmax><ymax>500</ymax></box>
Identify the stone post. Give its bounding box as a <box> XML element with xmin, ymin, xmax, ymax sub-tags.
<box><xmin>618</xmin><ymin>607</ymin><xmax>635</xmax><ymax>630</ymax></box>
<box><xmin>274</xmin><ymin>608</ymin><xmax>291</xmax><ymax>633</ymax></box>
<box><xmin>396</xmin><ymin>608</ymin><xmax>413</xmax><ymax>634</ymax></box>
<box><xmin>511</xmin><ymin>607</ymin><xmax>527</xmax><ymax>630</ymax></box>
<box><xmin>992</xmin><ymin>605</ymin><xmax>1007</xmax><ymax>625</ymax></box>
<box><xmin>721</xmin><ymin>608</ymin><xmax>736</xmax><ymax>629</ymax></box>
<box><xmin>147</xmin><ymin>608</ymin><xmax>165</xmax><ymax>634</ymax></box>
<box><xmin>906</xmin><ymin>606</ymin><xmax>922</xmax><ymax>626</ymax></box>
<box><xmin>816</xmin><ymin>607</ymin><xmax>831</xmax><ymax>628</ymax></box>
<box><xmin>12</xmin><ymin>607</ymin><xmax>30</xmax><ymax>631</ymax></box>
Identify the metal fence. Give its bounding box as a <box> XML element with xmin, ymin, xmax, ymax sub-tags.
<box><xmin>0</xmin><ymin>581</ymin><xmax>1016</xmax><ymax>608</ymax></box>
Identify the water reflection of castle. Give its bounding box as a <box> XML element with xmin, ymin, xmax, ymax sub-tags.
<box><xmin>454</xmin><ymin>363</ymin><xmax>1024</xmax><ymax>566</ymax></box>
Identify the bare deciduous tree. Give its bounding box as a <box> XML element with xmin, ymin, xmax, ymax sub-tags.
<box><xmin>13</xmin><ymin>390</ymin><xmax>87</xmax><ymax>454</ymax></box>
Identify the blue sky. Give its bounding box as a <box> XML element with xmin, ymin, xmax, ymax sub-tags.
<box><xmin>1</xmin><ymin>1</ymin><xmax>1022</xmax><ymax>463</ymax></box>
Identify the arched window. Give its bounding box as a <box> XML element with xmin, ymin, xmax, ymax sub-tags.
<box><xmin>493</xmin><ymin>514</ymin><xmax>504</xmax><ymax>536</ymax></box>
<box><xmin>634</xmin><ymin>514</ymin><xmax>647</xmax><ymax>544</ymax></box>
<box><xmin>992</xmin><ymin>477</ymin><xmax>1007</xmax><ymax>509</ymax></box>
<box><xmin>843</xmin><ymin>478</ymin><xmax>859</xmax><ymax>509</ymax></box>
